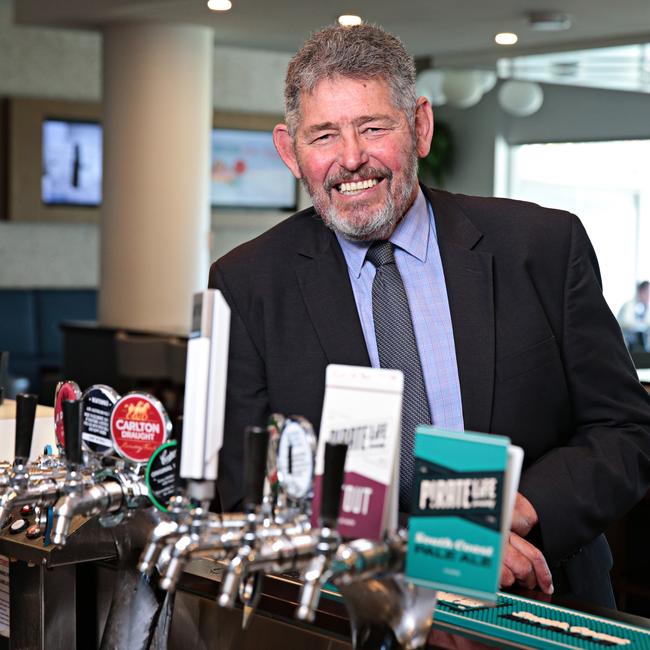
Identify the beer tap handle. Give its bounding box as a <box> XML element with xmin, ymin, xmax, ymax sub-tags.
<box><xmin>243</xmin><ymin>426</ymin><xmax>269</xmax><ymax>514</ymax></box>
<box><xmin>172</xmin><ymin>415</ymin><xmax>184</xmax><ymax>490</ymax></box>
<box><xmin>295</xmin><ymin>442</ymin><xmax>347</xmax><ymax>624</ymax></box>
<box><xmin>14</xmin><ymin>393</ymin><xmax>38</xmax><ymax>464</ymax></box>
<box><xmin>62</xmin><ymin>400</ymin><xmax>83</xmax><ymax>468</ymax></box>
<box><xmin>320</xmin><ymin>443</ymin><xmax>347</xmax><ymax>529</ymax></box>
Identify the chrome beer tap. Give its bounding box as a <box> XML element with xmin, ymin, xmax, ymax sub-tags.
<box><xmin>295</xmin><ymin>442</ymin><xmax>348</xmax><ymax>622</ymax></box>
<box><xmin>217</xmin><ymin>436</ymin><xmax>348</xmax><ymax>624</ymax></box>
<box><xmin>308</xmin><ymin>529</ymin><xmax>437</xmax><ymax>650</ymax></box>
<box><xmin>152</xmin><ymin>416</ymin><xmax>308</xmax><ymax>592</ymax></box>
<box><xmin>217</xmin><ymin>425</ymin><xmax>272</xmax><ymax>610</ymax></box>
<box><xmin>0</xmin><ymin>393</ymin><xmax>100</xmax><ymax>530</ymax></box>
<box><xmin>50</xmin><ymin>399</ymin><xmax>149</xmax><ymax>546</ymax></box>
<box><xmin>0</xmin><ymin>393</ymin><xmax>38</xmax><ymax>524</ymax></box>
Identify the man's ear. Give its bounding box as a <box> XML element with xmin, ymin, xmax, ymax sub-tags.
<box><xmin>273</xmin><ymin>124</ymin><xmax>302</xmax><ymax>179</ymax></box>
<box><xmin>414</xmin><ymin>96</ymin><xmax>434</xmax><ymax>158</ymax></box>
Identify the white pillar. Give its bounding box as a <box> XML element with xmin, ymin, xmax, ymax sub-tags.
<box><xmin>99</xmin><ymin>23</ymin><xmax>213</xmax><ymax>332</ymax></box>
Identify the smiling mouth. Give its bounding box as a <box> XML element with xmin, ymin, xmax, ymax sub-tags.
<box><xmin>336</xmin><ymin>178</ymin><xmax>381</xmax><ymax>196</ymax></box>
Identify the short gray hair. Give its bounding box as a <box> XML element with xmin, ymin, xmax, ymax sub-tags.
<box><xmin>284</xmin><ymin>24</ymin><xmax>417</xmax><ymax>135</ymax></box>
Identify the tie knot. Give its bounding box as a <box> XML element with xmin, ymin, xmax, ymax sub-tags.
<box><xmin>366</xmin><ymin>240</ymin><xmax>395</xmax><ymax>268</ymax></box>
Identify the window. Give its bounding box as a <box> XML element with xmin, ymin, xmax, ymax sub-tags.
<box><xmin>506</xmin><ymin>140</ymin><xmax>650</xmax><ymax>316</ymax></box>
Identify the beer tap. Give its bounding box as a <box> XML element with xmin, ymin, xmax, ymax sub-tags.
<box><xmin>310</xmin><ymin>530</ymin><xmax>437</xmax><ymax>650</ymax></box>
<box><xmin>217</xmin><ymin>439</ymin><xmax>347</xmax><ymax>624</ymax></box>
<box><xmin>216</xmin><ymin>425</ymin><xmax>271</xmax><ymax>610</ymax></box>
<box><xmin>50</xmin><ymin>400</ymin><xmax>149</xmax><ymax>546</ymax></box>
<box><xmin>152</xmin><ymin>415</ymin><xmax>306</xmax><ymax>592</ymax></box>
<box><xmin>0</xmin><ymin>393</ymin><xmax>38</xmax><ymax>523</ymax></box>
<box><xmin>295</xmin><ymin>442</ymin><xmax>347</xmax><ymax>622</ymax></box>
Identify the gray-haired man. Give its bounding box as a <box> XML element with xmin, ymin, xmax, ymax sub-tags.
<box><xmin>211</xmin><ymin>24</ymin><xmax>650</xmax><ymax>608</ymax></box>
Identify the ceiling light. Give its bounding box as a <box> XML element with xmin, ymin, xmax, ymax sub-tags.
<box><xmin>338</xmin><ymin>15</ymin><xmax>363</xmax><ymax>27</ymax></box>
<box><xmin>495</xmin><ymin>32</ymin><xmax>518</xmax><ymax>46</ymax></box>
<box><xmin>527</xmin><ymin>11</ymin><xmax>572</xmax><ymax>31</ymax></box>
<box><xmin>207</xmin><ymin>0</ymin><xmax>232</xmax><ymax>11</ymax></box>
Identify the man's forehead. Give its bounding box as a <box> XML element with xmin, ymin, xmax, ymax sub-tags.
<box><xmin>295</xmin><ymin>75</ymin><xmax>402</xmax><ymax>130</ymax></box>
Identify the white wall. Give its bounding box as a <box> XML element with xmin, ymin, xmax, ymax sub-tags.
<box><xmin>0</xmin><ymin>5</ymin><xmax>296</xmax><ymax>287</ymax></box>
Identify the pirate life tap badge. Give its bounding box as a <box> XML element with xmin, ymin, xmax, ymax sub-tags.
<box><xmin>110</xmin><ymin>393</ymin><xmax>171</xmax><ymax>465</ymax></box>
<box><xmin>146</xmin><ymin>441</ymin><xmax>179</xmax><ymax>512</ymax></box>
<box><xmin>54</xmin><ymin>380</ymin><xmax>82</xmax><ymax>450</ymax></box>
<box><xmin>81</xmin><ymin>385</ymin><xmax>120</xmax><ymax>457</ymax></box>
<box><xmin>405</xmin><ymin>426</ymin><xmax>509</xmax><ymax>602</ymax></box>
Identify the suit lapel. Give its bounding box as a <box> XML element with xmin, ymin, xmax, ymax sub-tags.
<box><xmin>424</xmin><ymin>187</ymin><xmax>496</xmax><ymax>433</ymax></box>
<box><xmin>293</xmin><ymin>218</ymin><xmax>371</xmax><ymax>368</ymax></box>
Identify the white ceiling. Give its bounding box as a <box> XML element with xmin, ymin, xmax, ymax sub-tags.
<box><xmin>13</xmin><ymin>0</ymin><xmax>650</xmax><ymax>93</ymax></box>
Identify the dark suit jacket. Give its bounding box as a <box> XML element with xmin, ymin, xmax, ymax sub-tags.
<box><xmin>209</xmin><ymin>186</ymin><xmax>650</xmax><ymax>607</ymax></box>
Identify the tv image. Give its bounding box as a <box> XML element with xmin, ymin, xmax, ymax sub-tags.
<box><xmin>42</xmin><ymin>119</ymin><xmax>103</xmax><ymax>207</ymax></box>
<box><xmin>211</xmin><ymin>128</ymin><xmax>296</xmax><ymax>209</ymax></box>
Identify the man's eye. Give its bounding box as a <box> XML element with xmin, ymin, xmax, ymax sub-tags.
<box><xmin>313</xmin><ymin>133</ymin><xmax>333</xmax><ymax>143</ymax></box>
<box><xmin>363</xmin><ymin>127</ymin><xmax>386</xmax><ymax>136</ymax></box>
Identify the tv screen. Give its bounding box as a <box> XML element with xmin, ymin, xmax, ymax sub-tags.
<box><xmin>41</xmin><ymin>119</ymin><xmax>103</xmax><ymax>207</ymax></box>
<box><xmin>210</xmin><ymin>128</ymin><xmax>296</xmax><ymax>209</ymax></box>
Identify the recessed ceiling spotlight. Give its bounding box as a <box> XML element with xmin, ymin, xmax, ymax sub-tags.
<box><xmin>338</xmin><ymin>15</ymin><xmax>363</xmax><ymax>27</ymax></box>
<box><xmin>527</xmin><ymin>11</ymin><xmax>572</xmax><ymax>31</ymax></box>
<box><xmin>207</xmin><ymin>0</ymin><xmax>232</xmax><ymax>11</ymax></box>
<box><xmin>495</xmin><ymin>32</ymin><xmax>518</xmax><ymax>45</ymax></box>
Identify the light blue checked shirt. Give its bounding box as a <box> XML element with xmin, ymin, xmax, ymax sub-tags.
<box><xmin>335</xmin><ymin>188</ymin><xmax>465</xmax><ymax>431</ymax></box>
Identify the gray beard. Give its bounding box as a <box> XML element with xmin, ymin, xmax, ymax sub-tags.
<box><xmin>303</xmin><ymin>153</ymin><xmax>420</xmax><ymax>242</ymax></box>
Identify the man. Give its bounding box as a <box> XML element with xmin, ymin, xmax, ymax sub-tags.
<box><xmin>210</xmin><ymin>24</ymin><xmax>650</xmax><ymax>608</ymax></box>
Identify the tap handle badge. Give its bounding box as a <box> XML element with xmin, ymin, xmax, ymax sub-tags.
<box><xmin>321</xmin><ymin>442</ymin><xmax>348</xmax><ymax>528</ymax></box>
<box><xmin>15</xmin><ymin>392</ymin><xmax>38</xmax><ymax>463</ymax></box>
<box><xmin>243</xmin><ymin>425</ymin><xmax>270</xmax><ymax>512</ymax></box>
<box><xmin>62</xmin><ymin>399</ymin><xmax>83</xmax><ymax>466</ymax></box>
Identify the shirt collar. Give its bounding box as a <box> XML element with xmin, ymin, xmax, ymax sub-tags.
<box><xmin>336</xmin><ymin>187</ymin><xmax>431</xmax><ymax>278</ymax></box>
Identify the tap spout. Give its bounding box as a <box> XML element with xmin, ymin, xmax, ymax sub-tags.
<box><xmin>51</xmin><ymin>480</ymin><xmax>125</xmax><ymax>546</ymax></box>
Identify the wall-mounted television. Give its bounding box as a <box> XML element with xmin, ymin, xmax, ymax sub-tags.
<box><xmin>41</xmin><ymin>118</ymin><xmax>103</xmax><ymax>207</ymax></box>
<box><xmin>210</xmin><ymin>128</ymin><xmax>296</xmax><ymax>210</ymax></box>
<box><xmin>7</xmin><ymin>97</ymin><xmax>102</xmax><ymax>223</ymax></box>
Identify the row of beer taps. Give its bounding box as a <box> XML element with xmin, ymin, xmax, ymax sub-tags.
<box><xmin>0</xmin><ymin>392</ymin><xmax>153</xmax><ymax>547</ymax></box>
<box><xmin>0</xmin><ymin>287</ymin><xmax>437</xmax><ymax>650</ymax></box>
<box><xmin>139</xmin><ymin>417</ymin><xmax>433</xmax><ymax>650</ymax></box>
<box><xmin>1</xmin><ymin>394</ymin><xmax>429</xmax><ymax>648</ymax></box>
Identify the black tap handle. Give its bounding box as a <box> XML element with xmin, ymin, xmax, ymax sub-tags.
<box><xmin>62</xmin><ymin>399</ymin><xmax>83</xmax><ymax>467</ymax></box>
<box><xmin>243</xmin><ymin>425</ymin><xmax>270</xmax><ymax>512</ymax></box>
<box><xmin>14</xmin><ymin>393</ymin><xmax>38</xmax><ymax>463</ymax></box>
<box><xmin>321</xmin><ymin>443</ymin><xmax>348</xmax><ymax>528</ymax></box>
<box><xmin>172</xmin><ymin>416</ymin><xmax>184</xmax><ymax>488</ymax></box>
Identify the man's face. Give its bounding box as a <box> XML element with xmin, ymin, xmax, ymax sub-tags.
<box><xmin>274</xmin><ymin>76</ymin><xmax>433</xmax><ymax>241</ymax></box>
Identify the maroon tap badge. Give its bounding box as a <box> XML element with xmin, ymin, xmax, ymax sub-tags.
<box><xmin>54</xmin><ymin>380</ymin><xmax>82</xmax><ymax>448</ymax></box>
<box><xmin>110</xmin><ymin>393</ymin><xmax>170</xmax><ymax>464</ymax></box>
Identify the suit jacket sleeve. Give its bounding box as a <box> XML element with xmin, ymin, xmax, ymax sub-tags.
<box><xmin>519</xmin><ymin>214</ymin><xmax>650</xmax><ymax>564</ymax></box>
<box><xmin>209</xmin><ymin>261</ymin><xmax>269</xmax><ymax>511</ymax></box>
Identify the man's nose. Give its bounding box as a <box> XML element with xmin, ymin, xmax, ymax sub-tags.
<box><xmin>338</xmin><ymin>131</ymin><xmax>369</xmax><ymax>171</ymax></box>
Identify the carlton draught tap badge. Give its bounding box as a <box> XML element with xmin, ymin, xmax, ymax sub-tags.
<box><xmin>110</xmin><ymin>393</ymin><xmax>171</xmax><ymax>464</ymax></box>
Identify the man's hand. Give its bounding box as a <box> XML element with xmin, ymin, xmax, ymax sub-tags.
<box><xmin>501</xmin><ymin>492</ymin><xmax>553</xmax><ymax>594</ymax></box>
<box><xmin>511</xmin><ymin>492</ymin><xmax>538</xmax><ymax>537</ymax></box>
<box><xmin>500</xmin><ymin>532</ymin><xmax>553</xmax><ymax>594</ymax></box>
